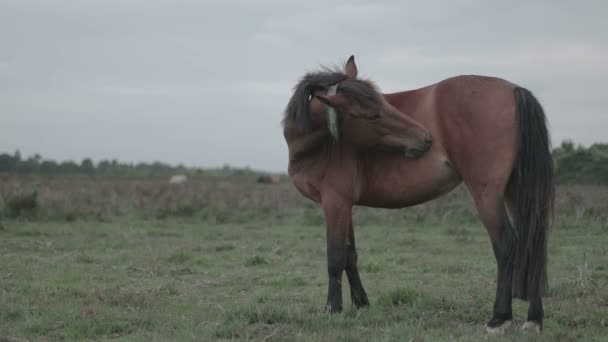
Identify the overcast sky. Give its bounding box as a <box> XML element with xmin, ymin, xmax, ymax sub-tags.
<box><xmin>1</xmin><ymin>0</ymin><xmax>606</xmax><ymax>172</ymax></box>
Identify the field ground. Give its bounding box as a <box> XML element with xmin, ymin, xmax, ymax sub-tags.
<box><xmin>1</xmin><ymin>213</ymin><xmax>607</xmax><ymax>341</ymax></box>
<box><xmin>1</xmin><ymin>180</ymin><xmax>608</xmax><ymax>340</ymax></box>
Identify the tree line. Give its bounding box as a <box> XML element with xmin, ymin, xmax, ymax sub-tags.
<box><xmin>552</xmin><ymin>141</ymin><xmax>608</xmax><ymax>184</ymax></box>
<box><xmin>0</xmin><ymin>142</ymin><xmax>607</xmax><ymax>183</ymax></box>
<box><xmin>0</xmin><ymin>151</ymin><xmax>192</xmax><ymax>177</ymax></box>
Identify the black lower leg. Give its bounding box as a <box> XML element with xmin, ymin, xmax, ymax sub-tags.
<box><xmin>488</xmin><ymin>208</ymin><xmax>515</xmax><ymax>328</ymax></box>
<box><xmin>527</xmin><ymin>297</ymin><xmax>544</xmax><ymax>328</ymax></box>
<box><xmin>326</xmin><ymin>243</ymin><xmax>346</xmax><ymax>313</ymax></box>
<box><xmin>345</xmin><ymin>223</ymin><xmax>368</xmax><ymax>308</ymax></box>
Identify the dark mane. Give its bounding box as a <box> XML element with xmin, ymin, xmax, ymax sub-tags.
<box><xmin>283</xmin><ymin>66</ymin><xmax>382</xmax><ymax>132</ymax></box>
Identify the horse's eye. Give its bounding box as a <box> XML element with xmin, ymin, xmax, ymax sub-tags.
<box><xmin>368</xmin><ymin>114</ymin><xmax>381</xmax><ymax>122</ymax></box>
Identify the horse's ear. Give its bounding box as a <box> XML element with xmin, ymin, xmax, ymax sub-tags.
<box><xmin>345</xmin><ymin>55</ymin><xmax>357</xmax><ymax>79</ymax></box>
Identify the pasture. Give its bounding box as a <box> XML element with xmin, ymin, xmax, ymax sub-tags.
<box><xmin>1</xmin><ymin>177</ymin><xmax>607</xmax><ymax>341</ymax></box>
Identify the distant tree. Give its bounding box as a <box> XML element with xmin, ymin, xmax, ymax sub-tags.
<box><xmin>561</xmin><ymin>140</ymin><xmax>575</xmax><ymax>153</ymax></box>
<box><xmin>59</xmin><ymin>160</ymin><xmax>80</xmax><ymax>174</ymax></box>
<box><xmin>81</xmin><ymin>158</ymin><xmax>95</xmax><ymax>174</ymax></box>
<box><xmin>16</xmin><ymin>156</ymin><xmax>40</xmax><ymax>173</ymax></box>
<box><xmin>0</xmin><ymin>153</ymin><xmax>16</xmax><ymax>172</ymax></box>
<box><xmin>97</xmin><ymin>160</ymin><xmax>111</xmax><ymax>175</ymax></box>
<box><xmin>13</xmin><ymin>150</ymin><xmax>21</xmax><ymax>164</ymax></box>
<box><xmin>39</xmin><ymin>160</ymin><xmax>59</xmax><ymax>174</ymax></box>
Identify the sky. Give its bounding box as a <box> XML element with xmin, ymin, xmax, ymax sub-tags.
<box><xmin>1</xmin><ymin>0</ymin><xmax>606</xmax><ymax>172</ymax></box>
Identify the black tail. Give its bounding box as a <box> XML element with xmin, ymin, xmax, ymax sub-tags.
<box><xmin>511</xmin><ymin>87</ymin><xmax>554</xmax><ymax>300</ymax></box>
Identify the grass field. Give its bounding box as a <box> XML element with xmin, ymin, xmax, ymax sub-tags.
<box><xmin>1</xmin><ymin>179</ymin><xmax>607</xmax><ymax>341</ymax></box>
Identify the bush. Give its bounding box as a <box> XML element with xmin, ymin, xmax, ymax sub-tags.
<box><xmin>554</xmin><ymin>142</ymin><xmax>608</xmax><ymax>184</ymax></box>
<box><xmin>4</xmin><ymin>191</ymin><xmax>39</xmax><ymax>218</ymax></box>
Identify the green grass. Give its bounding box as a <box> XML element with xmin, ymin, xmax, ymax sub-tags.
<box><xmin>1</xmin><ymin>216</ymin><xmax>607</xmax><ymax>341</ymax></box>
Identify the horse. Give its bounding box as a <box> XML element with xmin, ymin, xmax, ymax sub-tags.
<box><xmin>282</xmin><ymin>56</ymin><xmax>554</xmax><ymax>333</ymax></box>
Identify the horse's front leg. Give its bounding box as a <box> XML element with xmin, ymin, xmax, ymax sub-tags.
<box><xmin>322</xmin><ymin>195</ymin><xmax>352</xmax><ymax>313</ymax></box>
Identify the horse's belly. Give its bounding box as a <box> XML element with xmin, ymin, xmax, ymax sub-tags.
<box><xmin>358</xmin><ymin>152</ymin><xmax>461</xmax><ymax>208</ymax></box>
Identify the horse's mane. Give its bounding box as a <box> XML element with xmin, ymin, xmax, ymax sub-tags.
<box><xmin>283</xmin><ymin>65</ymin><xmax>382</xmax><ymax>133</ymax></box>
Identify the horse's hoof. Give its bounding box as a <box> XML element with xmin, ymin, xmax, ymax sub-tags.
<box><xmin>325</xmin><ymin>304</ymin><xmax>342</xmax><ymax>314</ymax></box>
<box><xmin>521</xmin><ymin>321</ymin><xmax>541</xmax><ymax>332</ymax></box>
<box><xmin>353</xmin><ymin>301</ymin><xmax>368</xmax><ymax>309</ymax></box>
<box><xmin>485</xmin><ymin>320</ymin><xmax>511</xmax><ymax>334</ymax></box>
<box><xmin>352</xmin><ymin>294</ymin><xmax>369</xmax><ymax>308</ymax></box>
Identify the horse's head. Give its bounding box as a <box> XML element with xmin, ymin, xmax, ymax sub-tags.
<box><xmin>308</xmin><ymin>56</ymin><xmax>432</xmax><ymax>159</ymax></box>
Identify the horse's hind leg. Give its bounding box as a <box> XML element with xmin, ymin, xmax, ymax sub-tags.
<box><xmin>487</xmin><ymin>205</ymin><xmax>516</xmax><ymax>333</ymax></box>
<box><xmin>468</xmin><ymin>187</ymin><xmax>515</xmax><ymax>333</ymax></box>
<box><xmin>345</xmin><ymin>222</ymin><xmax>369</xmax><ymax>308</ymax></box>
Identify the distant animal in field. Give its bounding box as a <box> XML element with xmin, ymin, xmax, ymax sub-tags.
<box><xmin>168</xmin><ymin>174</ymin><xmax>188</xmax><ymax>185</ymax></box>
<box><xmin>283</xmin><ymin>56</ymin><xmax>553</xmax><ymax>333</ymax></box>
<box><xmin>256</xmin><ymin>174</ymin><xmax>281</xmax><ymax>184</ymax></box>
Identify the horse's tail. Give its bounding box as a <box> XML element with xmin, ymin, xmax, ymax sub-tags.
<box><xmin>511</xmin><ymin>86</ymin><xmax>554</xmax><ymax>300</ymax></box>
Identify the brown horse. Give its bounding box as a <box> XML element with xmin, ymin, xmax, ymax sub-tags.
<box><xmin>283</xmin><ymin>56</ymin><xmax>554</xmax><ymax>333</ymax></box>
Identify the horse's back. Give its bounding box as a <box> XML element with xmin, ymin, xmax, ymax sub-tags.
<box><xmin>386</xmin><ymin>75</ymin><xmax>519</xmax><ymax>197</ymax></box>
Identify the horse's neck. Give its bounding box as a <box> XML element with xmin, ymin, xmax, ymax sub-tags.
<box><xmin>284</xmin><ymin>124</ymin><xmax>365</xmax><ymax>200</ymax></box>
